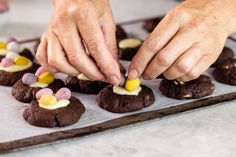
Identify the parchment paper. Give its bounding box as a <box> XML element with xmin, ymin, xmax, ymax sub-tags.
<box><xmin>0</xmin><ymin>21</ymin><xmax>236</xmax><ymax>143</ymax></box>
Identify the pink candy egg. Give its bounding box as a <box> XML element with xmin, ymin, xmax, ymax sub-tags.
<box><xmin>7</xmin><ymin>41</ymin><xmax>20</xmax><ymax>53</ymax></box>
<box><xmin>35</xmin><ymin>66</ymin><xmax>46</xmax><ymax>77</ymax></box>
<box><xmin>36</xmin><ymin>88</ymin><xmax>54</xmax><ymax>100</ymax></box>
<box><xmin>22</xmin><ymin>73</ymin><xmax>37</xmax><ymax>85</ymax></box>
<box><xmin>55</xmin><ymin>88</ymin><xmax>71</xmax><ymax>100</ymax></box>
<box><xmin>1</xmin><ymin>58</ymin><xmax>13</xmax><ymax>67</ymax></box>
<box><xmin>6</xmin><ymin>51</ymin><xmax>19</xmax><ymax>59</ymax></box>
<box><xmin>6</xmin><ymin>37</ymin><xmax>17</xmax><ymax>44</ymax></box>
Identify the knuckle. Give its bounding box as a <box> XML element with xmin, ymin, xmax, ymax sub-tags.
<box><xmin>48</xmin><ymin>57</ymin><xmax>59</xmax><ymax>66</ymax></box>
<box><xmin>172</xmin><ymin>7</ymin><xmax>192</xmax><ymax>22</ymax></box>
<box><xmin>145</xmin><ymin>37</ymin><xmax>161</xmax><ymax>53</ymax></box>
<box><xmin>176</xmin><ymin>60</ymin><xmax>191</xmax><ymax>74</ymax></box>
<box><xmin>187</xmin><ymin>71</ymin><xmax>199</xmax><ymax>80</ymax></box>
<box><xmin>36</xmin><ymin>52</ymin><xmax>43</xmax><ymax>62</ymax></box>
<box><xmin>68</xmin><ymin>53</ymin><xmax>80</xmax><ymax>65</ymax></box>
<box><xmin>156</xmin><ymin>53</ymin><xmax>173</xmax><ymax>67</ymax></box>
<box><xmin>86</xmin><ymin>40</ymin><xmax>100</xmax><ymax>55</ymax></box>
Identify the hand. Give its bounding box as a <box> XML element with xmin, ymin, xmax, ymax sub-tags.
<box><xmin>128</xmin><ymin>0</ymin><xmax>236</xmax><ymax>82</ymax></box>
<box><xmin>36</xmin><ymin>0</ymin><xmax>121</xmax><ymax>85</ymax></box>
<box><xmin>0</xmin><ymin>0</ymin><xmax>8</xmax><ymax>13</ymax></box>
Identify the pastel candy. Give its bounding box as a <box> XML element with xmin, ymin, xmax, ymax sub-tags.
<box><xmin>1</xmin><ymin>58</ymin><xmax>13</xmax><ymax>67</ymax></box>
<box><xmin>0</xmin><ymin>41</ymin><xmax>6</xmax><ymax>49</ymax></box>
<box><xmin>125</xmin><ymin>78</ymin><xmax>141</xmax><ymax>92</ymax></box>
<box><xmin>6</xmin><ymin>37</ymin><xmax>17</xmax><ymax>44</ymax></box>
<box><xmin>7</xmin><ymin>41</ymin><xmax>20</xmax><ymax>53</ymax></box>
<box><xmin>39</xmin><ymin>94</ymin><xmax>57</xmax><ymax>106</ymax></box>
<box><xmin>6</xmin><ymin>51</ymin><xmax>19</xmax><ymax>59</ymax></box>
<box><xmin>38</xmin><ymin>72</ymin><xmax>55</xmax><ymax>84</ymax></box>
<box><xmin>22</xmin><ymin>73</ymin><xmax>37</xmax><ymax>85</ymax></box>
<box><xmin>55</xmin><ymin>88</ymin><xmax>71</xmax><ymax>100</ymax></box>
<box><xmin>14</xmin><ymin>56</ymin><xmax>29</xmax><ymax>65</ymax></box>
<box><xmin>36</xmin><ymin>88</ymin><xmax>54</xmax><ymax>100</ymax></box>
<box><xmin>35</xmin><ymin>66</ymin><xmax>46</xmax><ymax>77</ymax></box>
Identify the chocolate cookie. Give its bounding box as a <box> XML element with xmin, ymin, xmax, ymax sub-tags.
<box><xmin>0</xmin><ymin>63</ymin><xmax>39</xmax><ymax>86</ymax></box>
<box><xmin>212</xmin><ymin>46</ymin><xmax>234</xmax><ymax>67</ymax></box>
<box><xmin>23</xmin><ymin>97</ymin><xmax>85</xmax><ymax>127</ymax></box>
<box><xmin>97</xmin><ymin>85</ymin><xmax>155</xmax><ymax>113</ymax></box>
<box><xmin>213</xmin><ymin>58</ymin><xmax>236</xmax><ymax>85</ymax></box>
<box><xmin>143</xmin><ymin>16</ymin><xmax>164</xmax><ymax>33</ymax></box>
<box><xmin>66</xmin><ymin>76</ymin><xmax>108</xmax><ymax>94</ymax></box>
<box><xmin>118</xmin><ymin>38</ymin><xmax>142</xmax><ymax>61</ymax></box>
<box><xmin>12</xmin><ymin>79</ymin><xmax>65</xmax><ymax>103</ymax></box>
<box><xmin>116</xmin><ymin>25</ymin><xmax>127</xmax><ymax>41</ymax></box>
<box><xmin>159</xmin><ymin>75</ymin><xmax>215</xmax><ymax>99</ymax></box>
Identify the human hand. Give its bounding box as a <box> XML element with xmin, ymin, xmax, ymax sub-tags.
<box><xmin>129</xmin><ymin>0</ymin><xmax>236</xmax><ymax>82</ymax></box>
<box><xmin>36</xmin><ymin>0</ymin><xmax>121</xmax><ymax>85</ymax></box>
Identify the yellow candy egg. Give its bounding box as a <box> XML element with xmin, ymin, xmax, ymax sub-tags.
<box><xmin>14</xmin><ymin>56</ymin><xmax>29</xmax><ymax>65</ymax></box>
<box><xmin>125</xmin><ymin>78</ymin><xmax>141</xmax><ymax>92</ymax></box>
<box><xmin>0</xmin><ymin>42</ymin><xmax>6</xmax><ymax>49</ymax></box>
<box><xmin>39</xmin><ymin>94</ymin><xmax>57</xmax><ymax>106</ymax></box>
<box><xmin>38</xmin><ymin>72</ymin><xmax>55</xmax><ymax>84</ymax></box>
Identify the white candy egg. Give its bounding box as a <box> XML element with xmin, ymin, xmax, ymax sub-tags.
<box><xmin>7</xmin><ymin>41</ymin><xmax>20</xmax><ymax>53</ymax></box>
<box><xmin>6</xmin><ymin>51</ymin><xmax>19</xmax><ymax>59</ymax></box>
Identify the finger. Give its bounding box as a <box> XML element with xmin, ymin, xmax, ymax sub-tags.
<box><xmin>177</xmin><ymin>55</ymin><xmax>215</xmax><ymax>82</ymax></box>
<box><xmin>163</xmin><ymin>43</ymin><xmax>206</xmax><ymax>80</ymax></box>
<box><xmin>141</xmin><ymin>28</ymin><xmax>199</xmax><ymax>80</ymax></box>
<box><xmin>47</xmin><ymin>32</ymin><xmax>80</xmax><ymax>76</ymax></box>
<box><xmin>77</xmin><ymin>14</ymin><xmax>121</xmax><ymax>85</ymax></box>
<box><xmin>52</xmin><ymin>17</ymin><xmax>105</xmax><ymax>81</ymax></box>
<box><xmin>36</xmin><ymin>36</ymin><xmax>57</xmax><ymax>73</ymax></box>
<box><xmin>128</xmin><ymin>13</ymin><xmax>181</xmax><ymax>79</ymax></box>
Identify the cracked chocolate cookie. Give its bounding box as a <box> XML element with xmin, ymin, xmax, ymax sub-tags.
<box><xmin>213</xmin><ymin>58</ymin><xmax>236</xmax><ymax>85</ymax></box>
<box><xmin>97</xmin><ymin>85</ymin><xmax>155</xmax><ymax>113</ymax></box>
<box><xmin>212</xmin><ymin>46</ymin><xmax>234</xmax><ymax>67</ymax></box>
<box><xmin>159</xmin><ymin>75</ymin><xmax>215</xmax><ymax>99</ymax></box>
<box><xmin>143</xmin><ymin>16</ymin><xmax>164</xmax><ymax>33</ymax></box>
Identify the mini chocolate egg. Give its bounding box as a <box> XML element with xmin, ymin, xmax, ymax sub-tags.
<box><xmin>38</xmin><ymin>72</ymin><xmax>55</xmax><ymax>84</ymax></box>
<box><xmin>6</xmin><ymin>51</ymin><xmax>19</xmax><ymax>59</ymax></box>
<box><xmin>1</xmin><ymin>58</ymin><xmax>13</xmax><ymax>67</ymax></box>
<box><xmin>125</xmin><ymin>78</ymin><xmax>141</xmax><ymax>92</ymax></box>
<box><xmin>0</xmin><ymin>41</ymin><xmax>7</xmax><ymax>49</ymax></box>
<box><xmin>22</xmin><ymin>73</ymin><xmax>37</xmax><ymax>85</ymax></box>
<box><xmin>39</xmin><ymin>94</ymin><xmax>57</xmax><ymax>106</ymax></box>
<box><xmin>7</xmin><ymin>41</ymin><xmax>20</xmax><ymax>53</ymax></box>
<box><xmin>55</xmin><ymin>88</ymin><xmax>71</xmax><ymax>100</ymax></box>
<box><xmin>36</xmin><ymin>88</ymin><xmax>54</xmax><ymax>100</ymax></box>
<box><xmin>6</xmin><ymin>37</ymin><xmax>17</xmax><ymax>44</ymax></box>
<box><xmin>14</xmin><ymin>56</ymin><xmax>29</xmax><ymax>65</ymax></box>
<box><xmin>35</xmin><ymin>66</ymin><xmax>46</xmax><ymax>77</ymax></box>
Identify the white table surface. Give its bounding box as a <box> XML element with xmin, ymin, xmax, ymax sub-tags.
<box><xmin>2</xmin><ymin>0</ymin><xmax>236</xmax><ymax>156</ymax></box>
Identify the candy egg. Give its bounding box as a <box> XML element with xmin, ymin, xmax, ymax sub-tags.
<box><xmin>1</xmin><ymin>58</ymin><xmax>13</xmax><ymax>67</ymax></box>
<box><xmin>7</xmin><ymin>41</ymin><xmax>20</xmax><ymax>53</ymax></box>
<box><xmin>6</xmin><ymin>51</ymin><xmax>19</xmax><ymax>59</ymax></box>
<box><xmin>39</xmin><ymin>94</ymin><xmax>57</xmax><ymax>106</ymax></box>
<box><xmin>125</xmin><ymin>78</ymin><xmax>141</xmax><ymax>92</ymax></box>
<box><xmin>22</xmin><ymin>73</ymin><xmax>37</xmax><ymax>85</ymax></box>
<box><xmin>0</xmin><ymin>41</ymin><xmax>7</xmax><ymax>49</ymax></box>
<box><xmin>35</xmin><ymin>66</ymin><xmax>46</xmax><ymax>77</ymax></box>
<box><xmin>38</xmin><ymin>72</ymin><xmax>55</xmax><ymax>84</ymax></box>
<box><xmin>14</xmin><ymin>56</ymin><xmax>29</xmax><ymax>65</ymax></box>
<box><xmin>36</xmin><ymin>88</ymin><xmax>54</xmax><ymax>100</ymax></box>
<box><xmin>55</xmin><ymin>88</ymin><xmax>71</xmax><ymax>100</ymax></box>
<box><xmin>6</xmin><ymin>37</ymin><xmax>17</xmax><ymax>44</ymax></box>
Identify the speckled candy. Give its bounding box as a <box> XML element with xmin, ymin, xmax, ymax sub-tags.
<box><xmin>7</xmin><ymin>41</ymin><xmax>20</xmax><ymax>53</ymax></box>
<box><xmin>36</xmin><ymin>88</ymin><xmax>54</xmax><ymax>100</ymax></box>
<box><xmin>38</xmin><ymin>72</ymin><xmax>55</xmax><ymax>84</ymax></box>
<box><xmin>35</xmin><ymin>66</ymin><xmax>46</xmax><ymax>77</ymax></box>
<box><xmin>22</xmin><ymin>73</ymin><xmax>37</xmax><ymax>85</ymax></box>
<box><xmin>0</xmin><ymin>41</ymin><xmax>7</xmax><ymax>49</ymax></box>
<box><xmin>55</xmin><ymin>88</ymin><xmax>71</xmax><ymax>100</ymax></box>
<box><xmin>1</xmin><ymin>58</ymin><xmax>13</xmax><ymax>67</ymax></box>
<box><xmin>6</xmin><ymin>51</ymin><xmax>19</xmax><ymax>59</ymax></box>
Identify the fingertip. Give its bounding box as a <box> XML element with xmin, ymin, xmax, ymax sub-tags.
<box><xmin>128</xmin><ymin>69</ymin><xmax>139</xmax><ymax>80</ymax></box>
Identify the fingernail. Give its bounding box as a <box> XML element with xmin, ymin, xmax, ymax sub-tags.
<box><xmin>128</xmin><ymin>69</ymin><xmax>138</xmax><ymax>79</ymax></box>
<box><xmin>109</xmin><ymin>75</ymin><xmax>120</xmax><ymax>85</ymax></box>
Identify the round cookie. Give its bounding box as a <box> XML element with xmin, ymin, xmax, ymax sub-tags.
<box><xmin>97</xmin><ymin>85</ymin><xmax>155</xmax><ymax>113</ymax></box>
<box><xmin>23</xmin><ymin>96</ymin><xmax>85</xmax><ymax>127</ymax></box>
<box><xmin>116</xmin><ymin>25</ymin><xmax>127</xmax><ymax>41</ymax></box>
<box><xmin>66</xmin><ymin>76</ymin><xmax>108</xmax><ymax>94</ymax></box>
<box><xmin>118</xmin><ymin>38</ymin><xmax>142</xmax><ymax>61</ymax></box>
<box><xmin>212</xmin><ymin>46</ymin><xmax>234</xmax><ymax>67</ymax></box>
<box><xmin>213</xmin><ymin>58</ymin><xmax>236</xmax><ymax>85</ymax></box>
<box><xmin>159</xmin><ymin>75</ymin><xmax>215</xmax><ymax>100</ymax></box>
<box><xmin>0</xmin><ymin>63</ymin><xmax>39</xmax><ymax>86</ymax></box>
<box><xmin>12</xmin><ymin>79</ymin><xmax>65</xmax><ymax>103</ymax></box>
<box><xmin>143</xmin><ymin>16</ymin><xmax>164</xmax><ymax>33</ymax></box>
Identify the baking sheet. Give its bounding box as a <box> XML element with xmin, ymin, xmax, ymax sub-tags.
<box><xmin>1</xmin><ymin>21</ymin><xmax>236</xmax><ymax>152</ymax></box>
